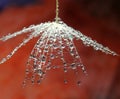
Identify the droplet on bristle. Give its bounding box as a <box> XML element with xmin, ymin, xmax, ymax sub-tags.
<box><xmin>70</xmin><ymin>50</ymin><xmax>75</xmax><ymax>56</ymax></box>
<box><xmin>53</xmin><ymin>44</ymin><xmax>58</xmax><ymax>49</ymax></box>
<box><xmin>37</xmin><ymin>80</ymin><xmax>41</xmax><ymax>84</ymax></box>
<box><xmin>22</xmin><ymin>81</ymin><xmax>26</xmax><ymax>88</ymax></box>
<box><xmin>61</xmin><ymin>44</ymin><xmax>65</xmax><ymax>49</ymax></box>
<box><xmin>31</xmin><ymin>80</ymin><xmax>35</xmax><ymax>85</ymax></box>
<box><xmin>64</xmin><ymin>68</ymin><xmax>67</xmax><ymax>73</ymax></box>
<box><xmin>75</xmin><ymin>55</ymin><xmax>79</xmax><ymax>58</ymax></box>
<box><xmin>41</xmin><ymin>55</ymin><xmax>46</xmax><ymax>62</ymax></box>
<box><xmin>50</xmin><ymin>54</ymin><xmax>55</xmax><ymax>59</ymax></box>
<box><xmin>69</xmin><ymin>43</ymin><xmax>74</xmax><ymax>49</ymax></box>
<box><xmin>25</xmin><ymin>69</ymin><xmax>29</xmax><ymax>74</ymax></box>
<box><xmin>64</xmin><ymin>79</ymin><xmax>68</xmax><ymax>84</ymax></box>
<box><xmin>70</xmin><ymin>63</ymin><xmax>77</xmax><ymax>69</ymax></box>
<box><xmin>44</xmin><ymin>47</ymin><xmax>49</xmax><ymax>52</ymax></box>
<box><xmin>77</xmin><ymin>81</ymin><xmax>81</xmax><ymax>86</ymax></box>
<box><xmin>46</xmin><ymin>66</ymin><xmax>51</xmax><ymax>70</ymax></box>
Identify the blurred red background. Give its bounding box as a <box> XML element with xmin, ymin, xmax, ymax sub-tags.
<box><xmin>0</xmin><ymin>0</ymin><xmax>120</xmax><ymax>99</ymax></box>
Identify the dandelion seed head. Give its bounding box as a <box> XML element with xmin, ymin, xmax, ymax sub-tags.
<box><xmin>0</xmin><ymin>0</ymin><xmax>118</xmax><ymax>87</ymax></box>
<box><xmin>0</xmin><ymin>19</ymin><xmax>118</xmax><ymax>86</ymax></box>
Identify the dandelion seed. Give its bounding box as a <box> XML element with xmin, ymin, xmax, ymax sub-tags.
<box><xmin>0</xmin><ymin>0</ymin><xmax>118</xmax><ymax>86</ymax></box>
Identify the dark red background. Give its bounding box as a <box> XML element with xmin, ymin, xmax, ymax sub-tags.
<box><xmin>0</xmin><ymin>0</ymin><xmax>120</xmax><ymax>99</ymax></box>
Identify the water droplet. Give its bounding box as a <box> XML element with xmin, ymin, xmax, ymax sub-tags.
<box><xmin>50</xmin><ymin>54</ymin><xmax>55</xmax><ymax>59</ymax></box>
<box><xmin>95</xmin><ymin>47</ymin><xmax>99</xmax><ymax>50</ymax></box>
<box><xmin>75</xmin><ymin>55</ymin><xmax>79</xmax><ymax>58</ymax></box>
<box><xmin>36</xmin><ymin>69</ymin><xmax>45</xmax><ymax>77</ymax></box>
<box><xmin>60</xmin><ymin>56</ymin><xmax>64</xmax><ymax>61</ymax></box>
<box><xmin>81</xmin><ymin>66</ymin><xmax>85</xmax><ymax>71</ymax></box>
<box><xmin>55</xmin><ymin>55</ymin><xmax>58</xmax><ymax>58</ymax></box>
<box><xmin>77</xmin><ymin>81</ymin><xmax>81</xmax><ymax>86</ymax></box>
<box><xmin>53</xmin><ymin>66</ymin><xmax>58</xmax><ymax>69</ymax></box>
<box><xmin>69</xmin><ymin>43</ymin><xmax>74</xmax><ymax>49</ymax></box>
<box><xmin>53</xmin><ymin>44</ymin><xmax>58</xmax><ymax>49</ymax></box>
<box><xmin>31</xmin><ymin>78</ymin><xmax>35</xmax><ymax>85</ymax></box>
<box><xmin>37</xmin><ymin>80</ymin><xmax>41</xmax><ymax>84</ymax></box>
<box><xmin>61</xmin><ymin>44</ymin><xmax>65</xmax><ymax>49</ymax></box>
<box><xmin>33</xmin><ymin>64</ymin><xmax>37</xmax><ymax>69</ymax></box>
<box><xmin>64</xmin><ymin>79</ymin><xmax>68</xmax><ymax>84</ymax></box>
<box><xmin>29</xmin><ymin>25</ymin><xmax>35</xmax><ymax>28</ymax></box>
<box><xmin>70</xmin><ymin>63</ymin><xmax>77</xmax><ymax>69</ymax></box>
<box><xmin>70</xmin><ymin>50</ymin><xmax>74</xmax><ymax>56</ymax></box>
<box><xmin>44</xmin><ymin>47</ymin><xmax>49</xmax><ymax>52</ymax></box>
<box><xmin>46</xmin><ymin>66</ymin><xmax>51</xmax><ymax>70</ymax></box>
<box><xmin>64</xmin><ymin>68</ymin><xmax>67</xmax><ymax>73</ymax></box>
<box><xmin>58</xmin><ymin>20</ymin><xmax>63</xmax><ymax>24</ymax></box>
<box><xmin>48</xmin><ymin>60</ymin><xmax>51</xmax><ymax>64</ymax></box>
<box><xmin>41</xmin><ymin>55</ymin><xmax>46</xmax><ymax>62</ymax></box>
<box><xmin>25</xmin><ymin>69</ymin><xmax>29</xmax><ymax>74</ymax></box>
<box><xmin>23</xmin><ymin>27</ymin><xmax>26</xmax><ymax>30</ymax></box>
<box><xmin>22</xmin><ymin>81</ymin><xmax>26</xmax><ymax>88</ymax></box>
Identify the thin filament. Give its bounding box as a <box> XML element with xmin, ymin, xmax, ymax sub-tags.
<box><xmin>55</xmin><ymin>0</ymin><xmax>59</xmax><ymax>23</ymax></box>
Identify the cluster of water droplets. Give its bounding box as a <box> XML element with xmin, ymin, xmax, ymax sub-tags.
<box><xmin>23</xmin><ymin>21</ymin><xmax>88</xmax><ymax>86</ymax></box>
<box><xmin>0</xmin><ymin>19</ymin><xmax>118</xmax><ymax>87</ymax></box>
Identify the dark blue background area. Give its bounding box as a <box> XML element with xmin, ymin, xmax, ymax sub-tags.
<box><xmin>0</xmin><ymin>0</ymin><xmax>9</xmax><ymax>9</ymax></box>
<box><xmin>0</xmin><ymin>0</ymin><xmax>40</xmax><ymax>11</ymax></box>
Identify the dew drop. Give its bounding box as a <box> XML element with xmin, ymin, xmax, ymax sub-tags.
<box><xmin>41</xmin><ymin>55</ymin><xmax>46</xmax><ymax>62</ymax></box>
<box><xmin>77</xmin><ymin>81</ymin><xmax>81</xmax><ymax>86</ymax></box>
<box><xmin>70</xmin><ymin>43</ymin><xmax>74</xmax><ymax>49</ymax></box>
<box><xmin>22</xmin><ymin>81</ymin><xmax>26</xmax><ymax>87</ymax></box>
<box><xmin>37</xmin><ymin>69</ymin><xmax>45</xmax><ymax>77</ymax></box>
<box><xmin>70</xmin><ymin>50</ymin><xmax>74</xmax><ymax>56</ymax></box>
<box><xmin>64</xmin><ymin>68</ymin><xmax>67</xmax><ymax>73</ymax></box>
<box><xmin>61</xmin><ymin>44</ymin><xmax>65</xmax><ymax>49</ymax></box>
<box><xmin>29</xmin><ymin>25</ymin><xmax>35</xmax><ymax>28</ymax></box>
<box><xmin>23</xmin><ymin>27</ymin><xmax>26</xmax><ymax>30</ymax></box>
<box><xmin>63</xmin><ymin>62</ymin><xmax>67</xmax><ymax>66</ymax></box>
<box><xmin>25</xmin><ymin>69</ymin><xmax>29</xmax><ymax>74</ymax></box>
<box><xmin>31</xmin><ymin>80</ymin><xmax>35</xmax><ymax>85</ymax></box>
<box><xmin>46</xmin><ymin>66</ymin><xmax>51</xmax><ymax>70</ymax></box>
<box><xmin>53</xmin><ymin>44</ymin><xmax>58</xmax><ymax>49</ymax></box>
<box><xmin>75</xmin><ymin>55</ymin><xmax>79</xmax><ymax>59</ymax></box>
<box><xmin>44</xmin><ymin>47</ymin><xmax>49</xmax><ymax>52</ymax></box>
<box><xmin>37</xmin><ymin>80</ymin><xmax>41</xmax><ymax>84</ymax></box>
<box><xmin>70</xmin><ymin>63</ymin><xmax>77</xmax><ymax>69</ymax></box>
<box><xmin>50</xmin><ymin>54</ymin><xmax>55</xmax><ymax>59</ymax></box>
<box><xmin>53</xmin><ymin>66</ymin><xmax>58</xmax><ymax>69</ymax></box>
<box><xmin>64</xmin><ymin>79</ymin><xmax>68</xmax><ymax>84</ymax></box>
<box><xmin>81</xmin><ymin>66</ymin><xmax>86</xmax><ymax>72</ymax></box>
<box><xmin>48</xmin><ymin>60</ymin><xmax>51</xmax><ymax>64</ymax></box>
